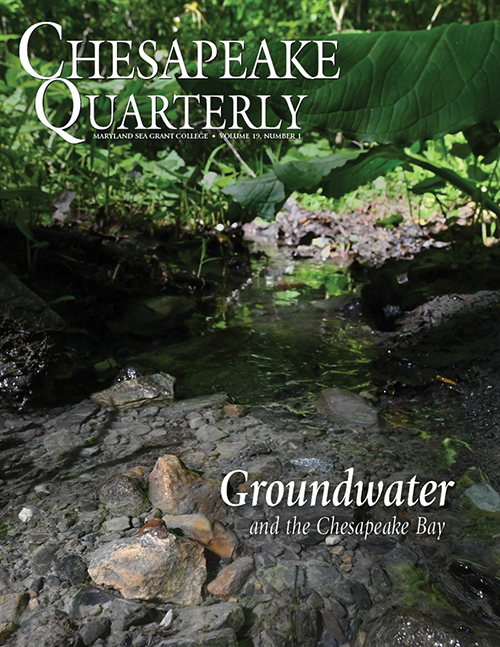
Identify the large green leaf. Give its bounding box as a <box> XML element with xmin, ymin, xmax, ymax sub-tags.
<box><xmin>224</xmin><ymin>171</ymin><xmax>286</xmax><ymax>219</ymax></box>
<box><xmin>224</xmin><ymin>147</ymin><xmax>403</xmax><ymax>217</ymax></box>
<box><xmin>186</xmin><ymin>22</ymin><xmax>500</xmax><ymax>144</ymax></box>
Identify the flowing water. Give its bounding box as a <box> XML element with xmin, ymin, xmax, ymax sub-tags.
<box><xmin>132</xmin><ymin>254</ymin><xmax>375</xmax><ymax>404</ymax></box>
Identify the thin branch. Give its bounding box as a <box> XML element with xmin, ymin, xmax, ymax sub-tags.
<box><xmin>220</xmin><ymin>134</ymin><xmax>256</xmax><ymax>178</ymax></box>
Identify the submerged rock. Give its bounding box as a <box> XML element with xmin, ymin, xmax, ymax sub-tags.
<box><xmin>87</xmin><ymin>532</ymin><xmax>206</xmax><ymax>605</ymax></box>
<box><xmin>149</xmin><ymin>454</ymin><xmax>226</xmax><ymax>519</ymax></box>
<box><xmin>314</xmin><ymin>387</ymin><xmax>380</xmax><ymax>429</ymax></box>
<box><xmin>464</xmin><ymin>483</ymin><xmax>500</xmax><ymax>513</ymax></box>
<box><xmin>365</xmin><ymin>608</ymin><xmax>498</xmax><ymax>647</ymax></box>
<box><xmin>108</xmin><ymin>295</ymin><xmax>195</xmax><ymax>338</ymax></box>
<box><xmin>91</xmin><ymin>372</ymin><xmax>176</xmax><ymax>408</ymax></box>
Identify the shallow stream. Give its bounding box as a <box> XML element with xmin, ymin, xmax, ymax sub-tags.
<box><xmin>130</xmin><ymin>253</ymin><xmax>374</xmax><ymax>404</ymax></box>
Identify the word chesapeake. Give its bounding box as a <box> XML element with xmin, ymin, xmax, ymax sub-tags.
<box><xmin>251</xmin><ymin>514</ymin><xmax>446</xmax><ymax>540</ymax></box>
<box><xmin>220</xmin><ymin>468</ymin><xmax>455</xmax><ymax>508</ymax></box>
<box><xmin>20</xmin><ymin>22</ymin><xmax>341</xmax><ymax>144</ymax></box>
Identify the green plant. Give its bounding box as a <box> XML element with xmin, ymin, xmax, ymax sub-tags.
<box><xmin>442</xmin><ymin>437</ymin><xmax>473</xmax><ymax>466</ymax></box>
<box><xmin>182</xmin><ymin>22</ymin><xmax>500</xmax><ymax>234</ymax></box>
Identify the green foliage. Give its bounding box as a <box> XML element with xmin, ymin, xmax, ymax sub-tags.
<box><xmin>3</xmin><ymin>3</ymin><xmax>500</xmax><ymax>239</ymax></box>
<box><xmin>442</xmin><ymin>437</ymin><xmax>473</xmax><ymax>466</ymax></box>
<box><xmin>190</xmin><ymin>23</ymin><xmax>500</xmax><ymax>144</ymax></box>
<box><xmin>193</xmin><ymin>23</ymin><xmax>500</xmax><ymax>230</ymax></box>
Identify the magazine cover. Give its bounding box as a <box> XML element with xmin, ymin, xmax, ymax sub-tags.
<box><xmin>2</xmin><ymin>2</ymin><xmax>500</xmax><ymax>646</ymax></box>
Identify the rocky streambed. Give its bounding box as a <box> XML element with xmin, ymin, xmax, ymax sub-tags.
<box><xmin>2</xmin><ymin>367</ymin><xmax>500</xmax><ymax>647</ymax></box>
<box><xmin>3</xmin><ymin>200</ymin><xmax>500</xmax><ymax>647</ymax></box>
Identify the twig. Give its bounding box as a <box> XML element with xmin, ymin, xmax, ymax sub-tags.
<box><xmin>220</xmin><ymin>134</ymin><xmax>256</xmax><ymax>178</ymax></box>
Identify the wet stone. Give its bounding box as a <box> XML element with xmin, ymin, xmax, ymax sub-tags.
<box><xmin>99</xmin><ymin>475</ymin><xmax>149</xmax><ymax>517</ymax></box>
<box><xmin>88</xmin><ymin>532</ymin><xmax>206</xmax><ymax>605</ymax></box>
<box><xmin>365</xmin><ymin>608</ymin><xmax>498</xmax><ymax>647</ymax></box>
<box><xmin>54</xmin><ymin>553</ymin><xmax>89</xmax><ymax>586</ymax></box>
<box><xmin>149</xmin><ymin>454</ymin><xmax>226</xmax><ymax>519</ymax></box>
<box><xmin>150</xmin><ymin>628</ymin><xmax>238</xmax><ymax>647</ymax></box>
<box><xmin>207</xmin><ymin>557</ymin><xmax>254</xmax><ymax>597</ymax></box>
<box><xmin>91</xmin><ymin>372</ymin><xmax>176</xmax><ymax>408</ymax></box>
<box><xmin>351</xmin><ymin>581</ymin><xmax>372</xmax><ymax>610</ymax></box>
<box><xmin>305</xmin><ymin>561</ymin><xmax>341</xmax><ymax>597</ymax></box>
<box><xmin>464</xmin><ymin>483</ymin><xmax>500</xmax><ymax>512</ymax></box>
<box><xmin>79</xmin><ymin>616</ymin><xmax>111</xmax><ymax>646</ymax></box>
<box><xmin>103</xmin><ymin>516</ymin><xmax>132</xmax><ymax>532</ymax></box>
<box><xmin>314</xmin><ymin>387</ymin><xmax>380</xmax><ymax>429</ymax></box>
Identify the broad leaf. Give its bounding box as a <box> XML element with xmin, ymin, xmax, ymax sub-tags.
<box><xmin>224</xmin><ymin>171</ymin><xmax>286</xmax><ymax>219</ymax></box>
<box><xmin>224</xmin><ymin>147</ymin><xmax>403</xmax><ymax>217</ymax></box>
<box><xmin>187</xmin><ymin>22</ymin><xmax>500</xmax><ymax>144</ymax></box>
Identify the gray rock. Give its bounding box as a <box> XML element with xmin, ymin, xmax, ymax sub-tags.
<box><xmin>157</xmin><ymin>394</ymin><xmax>229</xmax><ymax>422</ymax></box>
<box><xmin>331</xmin><ymin>581</ymin><xmax>355</xmax><ymax>606</ymax></box>
<box><xmin>103</xmin><ymin>516</ymin><xmax>132</xmax><ymax>532</ymax></box>
<box><xmin>43</xmin><ymin>429</ymin><xmax>84</xmax><ymax>460</ymax></box>
<box><xmin>99</xmin><ymin>475</ymin><xmax>149</xmax><ymax>516</ymax></box>
<box><xmin>53</xmin><ymin>404</ymin><xmax>99</xmax><ymax>431</ymax></box>
<box><xmin>70</xmin><ymin>586</ymin><xmax>119</xmax><ymax>618</ymax></box>
<box><xmin>151</xmin><ymin>628</ymin><xmax>238</xmax><ymax>647</ymax></box>
<box><xmin>261</xmin><ymin>561</ymin><xmax>305</xmax><ymax>593</ymax></box>
<box><xmin>91</xmin><ymin>372</ymin><xmax>176</xmax><ymax>408</ymax></box>
<box><xmin>314</xmin><ymin>387</ymin><xmax>380</xmax><ymax>429</ymax></box>
<box><xmin>464</xmin><ymin>483</ymin><xmax>500</xmax><ymax>512</ymax></box>
<box><xmin>79</xmin><ymin>617</ymin><xmax>111</xmax><ymax>646</ymax></box>
<box><xmin>16</xmin><ymin>610</ymin><xmax>80</xmax><ymax>647</ymax></box>
<box><xmin>31</xmin><ymin>541</ymin><xmax>58</xmax><ymax>576</ymax></box>
<box><xmin>370</xmin><ymin>564</ymin><xmax>391</xmax><ymax>593</ymax></box>
<box><xmin>109</xmin><ymin>598</ymin><xmax>154</xmax><ymax>632</ymax></box>
<box><xmin>351</xmin><ymin>581</ymin><xmax>372</xmax><ymax>609</ymax></box>
<box><xmin>305</xmin><ymin>561</ymin><xmax>340</xmax><ymax>597</ymax></box>
<box><xmin>171</xmin><ymin>602</ymin><xmax>244</xmax><ymax>635</ymax></box>
<box><xmin>54</xmin><ymin>553</ymin><xmax>89</xmax><ymax>586</ymax></box>
<box><xmin>195</xmin><ymin>424</ymin><xmax>228</xmax><ymax>443</ymax></box>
